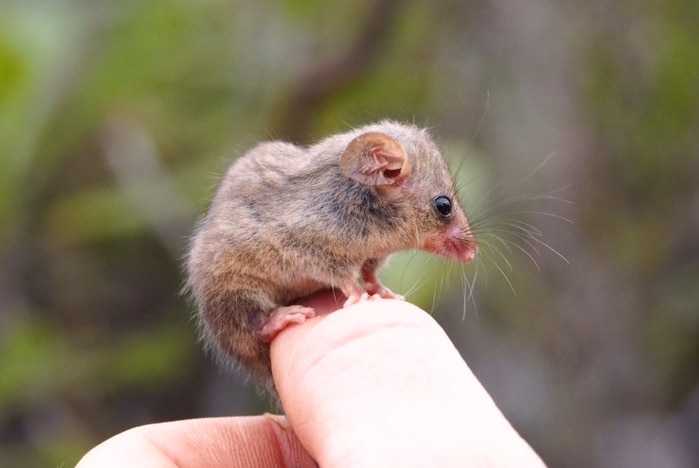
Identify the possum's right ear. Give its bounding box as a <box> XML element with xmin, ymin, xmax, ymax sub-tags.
<box><xmin>340</xmin><ymin>132</ymin><xmax>412</xmax><ymax>187</ymax></box>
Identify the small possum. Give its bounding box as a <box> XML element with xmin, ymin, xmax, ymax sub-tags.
<box><xmin>186</xmin><ymin>120</ymin><xmax>477</xmax><ymax>400</ymax></box>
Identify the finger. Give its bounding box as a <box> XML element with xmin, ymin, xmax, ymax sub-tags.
<box><xmin>271</xmin><ymin>299</ymin><xmax>545</xmax><ymax>467</ymax></box>
<box><xmin>76</xmin><ymin>415</ymin><xmax>316</xmax><ymax>468</ymax></box>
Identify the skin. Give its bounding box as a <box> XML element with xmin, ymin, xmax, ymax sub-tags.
<box><xmin>77</xmin><ymin>292</ymin><xmax>545</xmax><ymax>467</ymax></box>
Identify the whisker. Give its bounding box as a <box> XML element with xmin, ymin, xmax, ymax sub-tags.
<box><xmin>468</xmin><ymin>262</ymin><xmax>480</xmax><ymax>314</ymax></box>
<box><xmin>485</xmin><ymin>233</ymin><xmax>541</xmax><ymax>271</ymax></box>
<box><xmin>480</xmin><ymin>238</ymin><xmax>515</xmax><ymax>274</ymax></box>
<box><xmin>525</xmin><ymin>234</ymin><xmax>570</xmax><ymax>264</ymax></box>
<box><xmin>505</xmin><ymin>151</ymin><xmax>558</xmax><ymax>193</ymax></box>
<box><xmin>453</xmin><ymin>91</ymin><xmax>490</xmax><ymax>178</ymax></box>
<box><xmin>484</xmin><ymin>255</ymin><xmax>517</xmax><ymax>296</ymax></box>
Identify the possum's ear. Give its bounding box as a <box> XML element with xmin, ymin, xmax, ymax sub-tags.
<box><xmin>340</xmin><ymin>132</ymin><xmax>412</xmax><ymax>187</ymax></box>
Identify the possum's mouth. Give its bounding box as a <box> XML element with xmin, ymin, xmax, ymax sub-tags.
<box><xmin>422</xmin><ymin>228</ymin><xmax>477</xmax><ymax>263</ymax></box>
<box><xmin>437</xmin><ymin>240</ymin><xmax>477</xmax><ymax>262</ymax></box>
<box><xmin>447</xmin><ymin>242</ymin><xmax>477</xmax><ymax>262</ymax></box>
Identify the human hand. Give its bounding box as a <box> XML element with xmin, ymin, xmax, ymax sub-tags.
<box><xmin>77</xmin><ymin>293</ymin><xmax>545</xmax><ymax>467</ymax></box>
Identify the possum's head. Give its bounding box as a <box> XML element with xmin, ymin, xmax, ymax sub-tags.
<box><xmin>339</xmin><ymin>122</ymin><xmax>477</xmax><ymax>262</ymax></box>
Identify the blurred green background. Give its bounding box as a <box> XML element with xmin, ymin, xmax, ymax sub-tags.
<box><xmin>1</xmin><ymin>0</ymin><xmax>698</xmax><ymax>466</ymax></box>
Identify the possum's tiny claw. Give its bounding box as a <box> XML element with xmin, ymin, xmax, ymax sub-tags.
<box><xmin>343</xmin><ymin>292</ymin><xmax>369</xmax><ymax>308</ymax></box>
<box><xmin>339</xmin><ymin>278</ymin><xmax>369</xmax><ymax>308</ymax></box>
<box><xmin>261</xmin><ymin>305</ymin><xmax>315</xmax><ymax>342</ymax></box>
<box><xmin>364</xmin><ymin>282</ymin><xmax>404</xmax><ymax>301</ymax></box>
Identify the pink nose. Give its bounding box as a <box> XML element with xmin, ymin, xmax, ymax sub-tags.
<box><xmin>459</xmin><ymin>245</ymin><xmax>478</xmax><ymax>263</ymax></box>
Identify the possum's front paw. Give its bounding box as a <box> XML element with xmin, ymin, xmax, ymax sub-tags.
<box><xmin>260</xmin><ymin>305</ymin><xmax>316</xmax><ymax>342</ymax></box>
<box><xmin>364</xmin><ymin>282</ymin><xmax>405</xmax><ymax>301</ymax></box>
<box><xmin>342</xmin><ymin>283</ymin><xmax>404</xmax><ymax>307</ymax></box>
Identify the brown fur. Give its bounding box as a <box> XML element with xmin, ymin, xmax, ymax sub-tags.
<box><xmin>185</xmin><ymin>120</ymin><xmax>476</xmax><ymax>401</ymax></box>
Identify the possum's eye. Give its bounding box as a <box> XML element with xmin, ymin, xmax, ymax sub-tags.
<box><xmin>433</xmin><ymin>196</ymin><xmax>452</xmax><ymax>218</ymax></box>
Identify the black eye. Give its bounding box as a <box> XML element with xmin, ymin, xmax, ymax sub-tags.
<box><xmin>433</xmin><ymin>196</ymin><xmax>452</xmax><ymax>218</ymax></box>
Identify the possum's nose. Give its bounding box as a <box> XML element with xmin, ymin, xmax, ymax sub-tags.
<box><xmin>457</xmin><ymin>244</ymin><xmax>477</xmax><ymax>262</ymax></box>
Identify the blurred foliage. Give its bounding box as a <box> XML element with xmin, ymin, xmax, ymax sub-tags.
<box><xmin>1</xmin><ymin>0</ymin><xmax>698</xmax><ymax>467</ymax></box>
